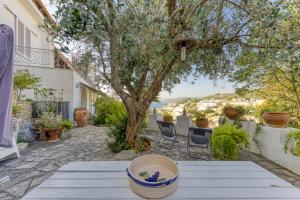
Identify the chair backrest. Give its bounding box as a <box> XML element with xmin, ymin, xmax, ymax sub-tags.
<box><xmin>189</xmin><ymin>127</ymin><xmax>212</xmax><ymax>145</ymax></box>
<box><xmin>157</xmin><ymin>120</ymin><xmax>176</xmax><ymax>137</ymax></box>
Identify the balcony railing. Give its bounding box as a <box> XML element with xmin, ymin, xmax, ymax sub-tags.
<box><xmin>14</xmin><ymin>46</ymin><xmax>55</xmax><ymax>67</ymax></box>
<box><xmin>14</xmin><ymin>46</ymin><xmax>97</xmax><ymax>88</ymax></box>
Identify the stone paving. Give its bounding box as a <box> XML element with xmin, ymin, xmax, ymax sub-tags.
<box><xmin>0</xmin><ymin>126</ymin><xmax>300</xmax><ymax>199</ymax></box>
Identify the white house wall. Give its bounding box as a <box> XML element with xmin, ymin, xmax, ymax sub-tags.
<box><xmin>14</xmin><ymin>65</ymin><xmax>74</xmax><ymax>118</ymax></box>
<box><xmin>0</xmin><ymin>0</ymin><xmax>54</xmax><ymax>55</ymax></box>
<box><xmin>72</xmin><ymin>71</ymin><xmax>98</xmax><ymax>115</ymax></box>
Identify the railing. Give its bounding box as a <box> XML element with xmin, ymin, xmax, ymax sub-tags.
<box><xmin>14</xmin><ymin>46</ymin><xmax>55</xmax><ymax>67</ymax></box>
<box><xmin>32</xmin><ymin>101</ymin><xmax>70</xmax><ymax>119</ymax></box>
<box><xmin>14</xmin><ymin>46</ymin><xmax>97</xmax><ymax>88</ymax></box>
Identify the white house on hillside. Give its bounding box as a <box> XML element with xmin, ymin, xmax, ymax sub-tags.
<box><xmin>0</xmin><ymin>0</ymin><xmax>100</xmax><ymax>120</ymax></box>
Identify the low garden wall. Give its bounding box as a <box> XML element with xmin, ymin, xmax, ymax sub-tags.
<box><xmin>146</xmin><ymin>114</ymin><xmax>193</xmax><ymax>136</ymax></box>
<box><xmin>229</xmin><ymin>120</ymin><xmax>300</xmax><ymax>176</ymax></box>
<box><xmin>146</xmin><ymin>114</ymin><xmax>300</xmax><ymax>175</ymax></box>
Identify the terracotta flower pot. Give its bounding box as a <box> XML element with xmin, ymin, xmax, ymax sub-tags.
<box><xmin>163</xmin><ymin>116</ymin><xmax>173</xmax><ymax>123</ymax></box>
<box><xmin>40</xmin><ymin>127</ymin><xmax>64</xmax><ymax>142</ymax></box>
<box><xmin>195</xmin><ymin>119</ymin><xmax>209</xmax><ymax>128</ymax></box>
<box><xmin>37</xmin><ymin>132</ymin><xmax>48</xmax><ymax>141</ymax></box>
<box><xmin>224</xmin><ymin>108</ymin><xmax>240</xmax><ymax>120</ymax></box>
<box><xmin>262</xmin><ymin>112</ymin><xmax>290</xmax><ymax>128</ymax></box>
<box><xmin>74</xmin><ymin>108</ymin><xmax>89</xmax><ymax>127</ymax></box>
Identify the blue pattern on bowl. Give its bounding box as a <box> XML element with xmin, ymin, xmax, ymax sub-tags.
<box><xmin>126</xmin><ymin>168</ymin><xmax>178</xmax><ymax>187</ymax></box>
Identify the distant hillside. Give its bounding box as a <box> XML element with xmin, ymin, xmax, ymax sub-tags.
<box><xmin>159</xmin><ymin>93</ymin><xmax>238</xmax><ymax>105</ymax></box>
<box><xmin>159</xmin><ymin>97</ymin><xmax>192</xmax><ymax>104</ymax></box>
<box><xmin>201</xmin><ymin>93</ymin><xmax>238</xmax><ymax>100</ymax></box>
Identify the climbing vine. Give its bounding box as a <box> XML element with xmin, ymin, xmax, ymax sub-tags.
<box><xmin>252</xmin><ymin>123</ymin><xmax>263</xmax><ymax>154</ymax></box>
<box><xmin>233</xmin><ymin>119</ymin><xmax>242</xmax><ymax>129</ymax></box>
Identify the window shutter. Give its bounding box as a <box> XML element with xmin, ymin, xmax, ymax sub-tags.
<box><xmin>25</xmin><ymin>27</ymin><xmax>31</xmax><ymax>57</ymax></box>
<box><xmin>17</xmin><ymin>20</ymin><xmax>24</xmax><ymax>47</ymax></box>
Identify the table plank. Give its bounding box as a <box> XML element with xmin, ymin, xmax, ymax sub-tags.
<box><xmin>23</xmin><ymin>187</ymin><xmax>300</xmax><ymax>199</ymax></box>
<box><xmin>50</xmin><ymin>171</ymin><xmax>278</xmax><ymax>179</ymax></box>
<box><xmin>22</xmin><ymin>161</ymin><xmax>300</xmax><ymax>200</ymax></box>
<box><xmin>40</xmin><ymin>178</ymin><xmax>293</xmax><ymax>188</ymax></box>
<box><xmin>60</xmin><ymin>165</ymin><xmax>266</xmax><ymax>172</ymax></box>
<box><xmin>59</xmin><ymin>161</ymin><xmax>257</xmax><ymax>171</ymax></box>
<box><xmin>22</xmin><ymin>199</ymin><xmax>300</xmax><ymax>200</ymax></box>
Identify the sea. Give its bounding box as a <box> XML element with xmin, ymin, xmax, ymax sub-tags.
<box><xmin>149</xmin><ymin>102</ymin><xmax>167</xmax><ymax>109</ymax></box>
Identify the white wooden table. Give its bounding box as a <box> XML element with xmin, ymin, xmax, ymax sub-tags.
<box><xmin>22</xmin><ymin>161</ymin><xmax>300</xmax><ymax>199</ymax></box>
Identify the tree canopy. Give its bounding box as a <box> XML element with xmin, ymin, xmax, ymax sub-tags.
<box><xmin>49</xmin><ymin>0</ymin><xmax>290</xmax><ymax>146</ymax></box>
<box><xmin>232</xmin><ymin>3</ymin><xmax>300</xmax><ymax>127</ymax></box>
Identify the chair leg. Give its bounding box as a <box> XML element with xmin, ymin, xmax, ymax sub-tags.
<box><xmin>208</xmin><ymin>144</ymin><xmax>211</xmax><ymax>160</ymax></box>
<box><xmin>158</xmin><ymin>136</ymin><xmax>175</xmax><ymax>150</ymax></box>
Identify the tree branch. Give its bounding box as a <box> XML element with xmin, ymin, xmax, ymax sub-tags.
<box><xmin>167</xmin><ymin>0</ymin><xmax>176</xmax><ymax>17</ymax></box>
<box><xmin>214</xmin><ymin>0</ymin><xmax>225</xmax><ymax>35</ymax></box>
<box><xmin>223</xmin><ymin>0</ymin><xmax>250</xmax><ymax>15</ymax></box>
<box><xmin>142</xmin><ymin>56</ymin><xmax>178</xmax><ymax>105</ymax></box>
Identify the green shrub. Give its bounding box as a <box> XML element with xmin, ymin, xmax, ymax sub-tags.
<box><xmin>14</xmin><ymin>69</ymin><xmax>41</xmax><ymax>101</ymax></box>
<box><xmin>95</xmin><ymin>96</ymin><xmax>148</xmax><ymax>153</ymax></box>
<box><xmin>212</xmin><ymin>135</ymin><xmax>238</xmax><ymax>160</ymax></box>
<box><xmin>284</xmin><ymin>130</ymin><xmax>300</xmax><ymax>157</ymax></box>
<box><xmin>95</xmin><ymin>96</ymin><xmax>124</xmax><ymax>125</ymax></box>
<box><xmin>106</xmin><ymin>103</ymin><xmax>129</xmax><ymax>153</ymax></box>
<box><xmin>212</xmin><ymin>123</ymin><xmax>249</xmax><ymax>160</ymax></box>
<box><xmin>105</xmin><ymin>99</ymin><xmax>148</xmax><ymax>153</ymax></box>
<box><xmin>12</xmin><ymin>104</ymin><xmax>22</xmax><ymax>116</ymax></box>
<box><xmin>35</xmin><ymin>112</ymin><xmax>63</xmax><ymax>129</ymax></box>
<box><xmin>62</xmin><ymin>120</ymin><xmax>73</xmax><ymax>129</ymax></box>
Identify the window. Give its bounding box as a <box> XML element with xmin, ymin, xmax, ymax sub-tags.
<box><xmin>17</xmin><ymin>19</ymin><xmax>31</xmax><ymax>57</ymax></box>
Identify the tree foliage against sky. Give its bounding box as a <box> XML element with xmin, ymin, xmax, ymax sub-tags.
<box><xmin>49</xmin><ymin>0</ymin><xmax>289</xmax><ymax>147</ymax></box>
<box><xmin>232</xmin><ymin>3</ymin><xmax>300</xmax><ymax>127</ymax></box>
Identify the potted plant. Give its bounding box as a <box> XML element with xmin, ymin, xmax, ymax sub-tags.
<box><xmin>223</xmin><ymin>105</ymin><xmax>245</xmax><ymax>120</ymax></box>
<box><xmin>262</xmin><ymin>112</ymin><xmax>290</xmax><ymax>128</ymax></box>
<box><xmin>163</xmin><ymin>112</ymin><xmax>173</xmax><ymax>123</ymax></box>
<box><xmin>74</xmin><ymin>107</ymin><xmax>89</xmax><ymax>127</ymax></box>
<box><xmin>193</xmin><ymin>111</ymin><xmax>209</xmax><ymax>128</ymax></box>
<box><xmin>35</xmin><ymin>112</ymin><xmax>64</xmax><ymax>142</ymax></box>
<box><xmin>60</xmin><ymin>119</ymin><xmax>74</xmax><ymax>139</ymax></box>
<box><xmin>284</xmin><ymin>130</ymin><xmax>300</xmax><ymax>156</ymax></box>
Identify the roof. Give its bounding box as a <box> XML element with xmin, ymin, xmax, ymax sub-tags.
<box><xmin>30</xmin><ymin>1</ymin><xmax>71</xmax><ymax>69</ymax></box>
<box><xmin>32</xmin><ymin>0</ymin><xmax>55</xmax><ymax>25</ymax></box>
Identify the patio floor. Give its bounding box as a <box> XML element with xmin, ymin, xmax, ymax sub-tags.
<box><xmin>0</xmin><ymin>125</ymin><xmax>300</xmax><ymax>200</ymax></box>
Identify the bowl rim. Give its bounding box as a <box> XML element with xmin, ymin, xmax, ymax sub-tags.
<box><xmin>126</xmin><ymin>154</ymin><xmax>178</xmax><ymax>187</ymax></box>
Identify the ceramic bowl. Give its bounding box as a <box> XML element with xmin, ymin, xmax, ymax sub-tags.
<box><xmin>126</xmin><ymin>154</ymin><xmax>178</xmax><ymax>199</ymax></box>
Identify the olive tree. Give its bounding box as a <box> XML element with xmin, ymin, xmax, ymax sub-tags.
<box><xmin>49</xmin><ymin>0</ymin><xmax>285</xmax><ymax>147</ymax></box>
<box><xmin>232</xmin><ymin>4</ymin><xmax>300</xmax><ymax>126</ymax></box>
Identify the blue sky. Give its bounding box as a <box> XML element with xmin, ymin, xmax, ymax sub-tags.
<box><xmin>159</xmin><ymin>76</ymin><xmax>235</xmax><ymax>99</ymax></box>
<box><xmin>43</xmin><ymin>0</ymin><xmax>235</xmax><ymax>99</ymax></box>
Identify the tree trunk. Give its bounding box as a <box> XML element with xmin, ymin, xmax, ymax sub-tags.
<box><xmin>125</xmin><ymin>104</ymin><xmax>148</xmax><ymax>148</ymax></box>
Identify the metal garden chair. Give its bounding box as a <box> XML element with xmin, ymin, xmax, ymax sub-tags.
<box><xmin>157</xmin><ymin>120</ymin><xmax>178</xmax><ymax>150</ymax></box>
<box><xmin>187</xmin><ymin>127</ymin><xmax>212</xmax><ymax>160</ymax></box>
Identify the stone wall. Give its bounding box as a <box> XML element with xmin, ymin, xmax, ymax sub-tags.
<box><xmin>15</xmin><ymin>102</ymin><xmax>32</xmax><ymax>120</ymax></box>
<box><xmin>146</xmin><ymin>114</ymin><xmax>195</xmax><ymax>136</ymax></box>
<box><xmin>14</xmin><ymin>102</ymin><xmax>36</xmax><ymax>143</ymax></box>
